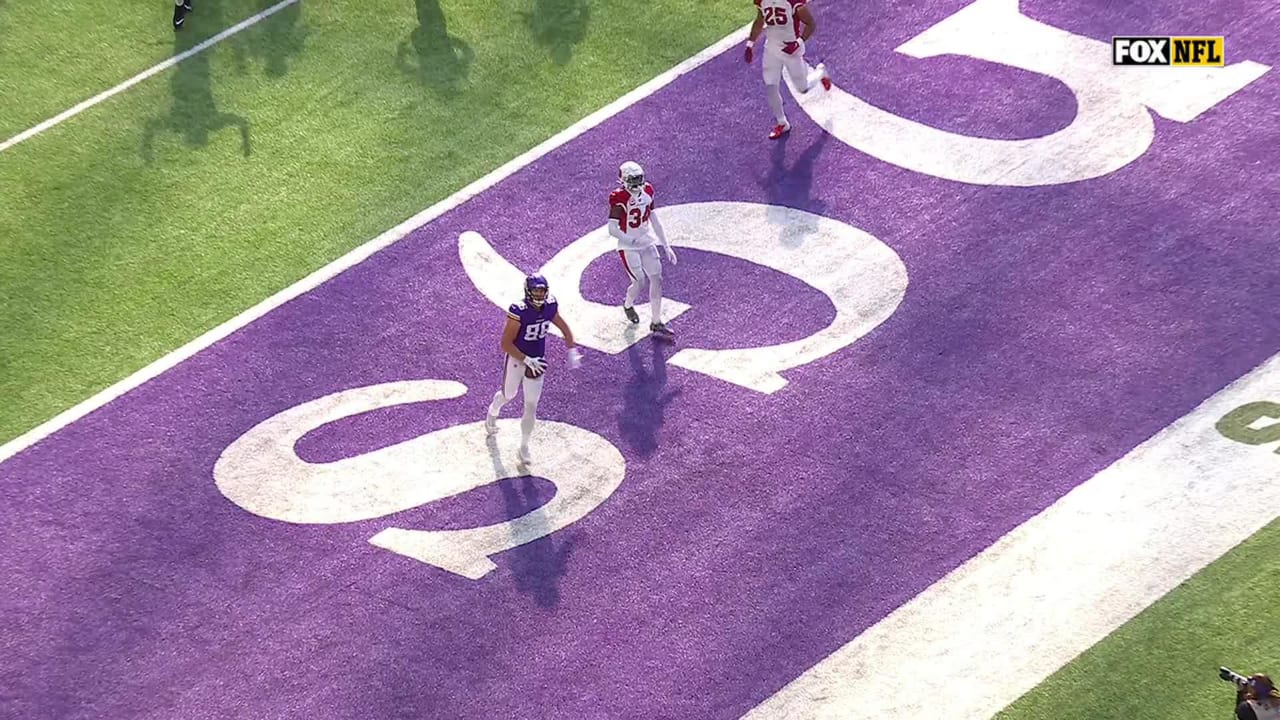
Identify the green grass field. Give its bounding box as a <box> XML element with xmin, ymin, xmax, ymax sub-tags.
<box><xmin>0</xmin><ymin>0</ymin><xmax>745</xmax><ymax>445</ymax></box>
<box><xmin>3</xmin><ymin>2</ymin><xmax>1277</xmax><ymax>716</ymax></box>
<box><xmin>998</xmin><ymin>518</ymin><xmax>1280</xmax><ymax>719</ymax></box>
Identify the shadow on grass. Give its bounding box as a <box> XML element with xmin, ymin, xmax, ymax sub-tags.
<box><xmin>396</xmin><ymin>0</ymin><xmax>474</xmax><ymax>94</ymax></box>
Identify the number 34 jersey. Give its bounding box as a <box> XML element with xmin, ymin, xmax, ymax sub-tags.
<box><xmin>608</xmin><ymin>182</ymin><xmax>658</xmax><ymax>251</ymax></box>
<box><xmin>507</xmin><ymin>297</ymin><xmax>558</xmax><ymax>359</ymax></box>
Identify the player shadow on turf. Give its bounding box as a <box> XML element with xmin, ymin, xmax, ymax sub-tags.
<box><xmin>397</xmin><ymin>0</ymin><xmax>475</xmax><ymax>94</ymax></box>
<box><xmin>486</xmin><ymin>435</ymin><xmax>573</xmax><ymax>608</ymax></box>
<box><xmin>141</xmin><ymin>30</ymin><xmax>252</xmax><ymax>162</ymax></box>
<box><xmin>241</xmin><ymin>0</ymin><xmax>308</xmax><ymax>78</ymax></box>
<box><xmin>762</xmin><ymin>131</ymin><xmax>829</xmax><ymax>247</ymax></box>
<box><xmin>521</xmin><ymin>0</ymin><xmax>590</xmax><ymax>65</ymax></box>
<box><xmin>618</xmin><ymin>340</ymin><xmax>682</xmax><ymax>458</ymax></box>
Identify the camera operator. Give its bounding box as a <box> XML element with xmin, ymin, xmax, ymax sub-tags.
<box><xmin>1231</xmin><ymin>673</ymin><xmax>1280</xmax><ymax>720</ymax></box>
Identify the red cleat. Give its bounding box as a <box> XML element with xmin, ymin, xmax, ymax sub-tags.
<box><xmin>821</xmin><ymin>76</ymin><xmax>832</xmax><ymax>91</ymax></box>
<box><xmin>768</xmin><ymin>123</ymin><xmax>791</xmax><ymax>140</ymax></box>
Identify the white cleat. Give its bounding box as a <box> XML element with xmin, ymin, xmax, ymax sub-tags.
<box><xmin>517</xmin><ymin>445</ymin><xmax>532</xmax><ymax>466</ymax></box>
<box><xmin>485</xmin><ymin>414</ymin><xmax>498</xmax><ymax>436</ymax></box>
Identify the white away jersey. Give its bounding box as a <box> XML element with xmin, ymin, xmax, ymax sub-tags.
<box><xmin>755</xmin><ymin>0</ymin><xmax>806</xmax><ymax>46</ymax></box>
<box><xmin>609</xmin><ymin>183</ymin><xmax>658</xmax><ymax>250</ymax></box>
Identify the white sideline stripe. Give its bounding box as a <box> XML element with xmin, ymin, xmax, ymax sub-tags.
<box><xmin>0</xmin><ymin>24</ymin><xmax>750</xmax><ymax>464</ymax></box>
<box><xmin>0</xmin><ymin>0</ymin><xmax>300</xmax><ymax>155</ymax></box>
<box><xmin>744</xmin><ymin>350</ymin><xmax>1280</xmax><ymax>720</ymax></box>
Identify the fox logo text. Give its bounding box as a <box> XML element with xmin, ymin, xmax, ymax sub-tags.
<box><xmin>1113</xmin><ymin>36</ymin><xmax>1225</xmax><ymax>66</ymax></box>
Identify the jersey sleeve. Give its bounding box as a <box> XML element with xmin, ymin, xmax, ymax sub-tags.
<box><xmin>608</xmin><ymin>189</ymin><xmax>630</xmax><ymax>210</ymax></box>
<box><xmin>788</xmin><ymin>0</ymin><xmax>807</xmax><ymax>7</ymax></box>
<box><xmin>507</xmin><ymin>302</ymin><xmax>523</xmax><ymax>320</ymax></box>
<box><xmin>644</xmin><ymin>183</ymin><xmax>656</xmax><ymax>207</ymax></box>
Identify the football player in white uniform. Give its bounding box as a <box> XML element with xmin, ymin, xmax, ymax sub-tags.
<box><xmin>609</xmin><ymin>161</ymin><xmax>677</xmax><ymax>341</ymax></box>
<box><xmin>743</xmin><ymin>0</ymin><xmax>832</xmax><ymax>139</ymax></box>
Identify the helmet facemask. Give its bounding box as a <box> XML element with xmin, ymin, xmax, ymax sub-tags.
<box><xmin>619</xmin><ymin>162</ymin><xmax>645</xmax><ymax>197</ymax></box>
<box><xmin>525</xmin><ymin>275</ymin><xmax>550</xmax><ymax>308</ymax></box>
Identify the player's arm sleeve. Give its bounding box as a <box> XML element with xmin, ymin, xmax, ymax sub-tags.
<box><xmin>1237</xmin><ymin>702</ymin><xmax>1258</xmax><ymax>720</ymax></box>
<box><xmin>608</xmin><ymin>203</ymin><xmax>629</xmax><ymax>242</ymax></box>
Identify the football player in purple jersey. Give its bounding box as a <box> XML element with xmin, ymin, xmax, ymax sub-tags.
<box><xmin>486</xmin><ymin>274</ymin><xmax>582</xmax><ymax>466</ymax></box>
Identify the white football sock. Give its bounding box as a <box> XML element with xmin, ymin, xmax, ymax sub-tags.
<box><xmin>766</xmin><ymin>84</ymin><xmax>787</xmax><ymax>125</ymax></box>
<box><xmin>488</xmin><ymin>391</ymin><xmax>508</xmax><ymax>418</ymax></box>
<box><xmin>649</xmin><ymin>275</ymin><xmax>664</xmax><ymax>324</ymax></box>
<box><xmin>624</xmin><ymin>276</ymin><xmax>644</xmax><ymax>308</ymax></box>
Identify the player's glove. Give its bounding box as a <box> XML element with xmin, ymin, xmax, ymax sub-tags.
<box><xmin>664</xmin><ymin>246</ymin><xmax>678</xmax><ymax>265</ymax></box>
<box><xmin>523</xmin><ymin>356</ymin><xmax>547</xmax><ymax>376</ymax></box>
<box><xmin>744</xmin><ymin>40</ymin><xmax>755</xmax><ymax>64</ymax></box>
<box><xmin>782</xmin><ymin>40</ymin><xmax>800</xmax><ymax>55</ymax></box>
<box><xmin>567</xmin><ymin>347</ymin><xmax>583</xmax><ymax>369</ymax></box>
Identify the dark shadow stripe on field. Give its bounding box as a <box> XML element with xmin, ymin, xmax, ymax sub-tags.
<box><xmin>523</xmin><ymin>0</ymin><xmax>591</xmax><ymax>66</ymax></box>
<box><xmin>398</xmin><ymin>0</ymin><xmax>475</xmax><ymax>95</ymax></box>
<box><xmin>142</xmin><ymin>19</ymin><xmax>253</xmax><ymax>161</ymax></box>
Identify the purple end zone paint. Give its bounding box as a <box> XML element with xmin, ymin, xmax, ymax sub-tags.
<box><xmin>2</xmin><ymin>1</ymin><xmax>1278</xmax><ymax>718</ymax></box>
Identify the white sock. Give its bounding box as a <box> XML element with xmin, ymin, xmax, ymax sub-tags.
<box><xmin>624</xmin><ymin>276</ymin><xmax>644</xmax><ymax>308</ymax></box>
<box><xmin>488</xmin><ymin>391</ymin><xmax>508</xmax><ymax>418</ymax></box>
<box><xmin>649</xmin><ymin>275</ymin><xmax>664</xmax><ymax>324</ymax></box>
<box><xmin>520</xmin><ymin>399</ymin><xmax>537</xmax><ymax>449</ymax></box>
<box><xmin>519</xmin><ymin>378</ymin><xmax>543</xmax><ymax>450</ymax></box>
<box><xmin>766</xmin><ymin>84</ymin><xmax>787</xmax><ymax>125</ymax></box>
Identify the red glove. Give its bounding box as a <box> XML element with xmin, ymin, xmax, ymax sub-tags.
<box><xmin>744</xmin><ymin>41</ymin><xmax>755</xmax><ymax>63</ymax></box>
<box><xmin>782</xmin><ymin>40</ymin><xmax>800</xmax><ymax>54</ymax></box>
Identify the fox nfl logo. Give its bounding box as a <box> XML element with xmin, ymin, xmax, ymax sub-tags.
<box><xmin>1112</xmin><ymin>36</ymin><xmax>1225</xmax><ymax>66</ymax></box>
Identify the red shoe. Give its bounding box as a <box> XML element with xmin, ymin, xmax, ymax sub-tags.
<box><xmin>768</xmin><ymin>123</ymin><xmax>791</xmax><ymax>140</ymax></box>
<box><xmin>821</xmin><ymin>76</ymin><xmax>832</xmax><ymax>91</ymax></box>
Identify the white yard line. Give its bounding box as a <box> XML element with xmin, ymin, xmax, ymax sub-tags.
<box><xmin>744</xmin><ymin>350</ymin><xmax>1280</xmax><ymax>720</ymax></box>
<box><xmin>0</xmin><ymin>23</ymin><xmax>750</xmax><ymax>464</ymax></box>
<box><xmin>0</xmin><ymin>0</ymin><xmax>300</xmax><ymax>155</ymax></box>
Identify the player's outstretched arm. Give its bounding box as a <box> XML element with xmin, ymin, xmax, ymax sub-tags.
<box><xmin>796</xmin><ymin>5</ymin><xmax>816</xmax><ymax>41</ymax></box>
<box><xmin>650</xmin><ymin>211</ymin><xmax>677</xmax><ymax>265</ymax></box>
<box><xmin>745</xmin><ymin>10</ymin><xmax>764</xmax><ymax>62</ymax></box>
<box><xmin>551</xmin><ymin>313</ymin><xmax>582</xmax><ymax>368</ymax></box>
<box><xmin>550</xmin><ymin>313</ymin><xmax>576</xmax><ymax>349</ymax></box>
<box><xmin>501</xmin><ymin>316</ymin><xmax>526</xmax><ymax>362</ymax></box>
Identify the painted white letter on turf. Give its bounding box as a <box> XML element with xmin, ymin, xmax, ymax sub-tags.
<box><xmin>459</xmin><ymin>201</ymin><xmax>908</xmax><ymax>393</ymax></box>
<box><xmin>791</xmin><ymin>0</ymin><xmax>1269</xmax><ymax>186</ymax></box>
<box><xmin>213</xmin><ymin>380</ymin><xmax>625</xmax><ymax>579</ymax></box>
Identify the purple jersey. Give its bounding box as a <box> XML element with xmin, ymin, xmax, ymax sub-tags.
<box><xmin>507</xmin><ymin>297</ymin><xmax>558</xmax><ymax>358</ymax></box>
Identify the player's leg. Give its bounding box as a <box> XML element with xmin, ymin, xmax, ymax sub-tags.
<box><xmin>641</xmin><ymin>247</ymin><xmax>674</xmax><ymax>340</ymax></box>
<box><xmin>762</xmin><ymin>50</ymin><xmax>790</xmax><ymax>139</ymax></box>
<box><xmin>784</xmin><ymin>50</ymin><xmax>830</xmax><ymax>94</ymax></box>
<box><xmin>486</xmin><ymin>357</ymin><xmax>523</xmax><ymax>434</ymax></box>
<box><xmin>517</xmin><ymin>374</ymin><xmax>545</xmax><ymax>464</ymax></box>
<box><xmin>620</xmin><ymin>250</ymin><xmax>645</xmax><ymax>323</ymax></box>
<box><xmin>173</xmin><ymin>0</ymin><xmax>193</xmax><ymax>29</ymax></box>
